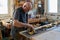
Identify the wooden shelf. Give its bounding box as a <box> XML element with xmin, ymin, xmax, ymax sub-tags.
<box><xmin>14</xmin><ymin>0</ymin><xmax>25</xmax><ymax>9</ymax></box>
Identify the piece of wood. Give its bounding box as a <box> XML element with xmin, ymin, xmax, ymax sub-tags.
<box><xmin>28</xmin><ymin>17</ymin><xmax>47</xmax><ymax>23</ymax></box>
<box><xmin>2</xmin><ymin>20</ymin><xmax>11</xmax><ymax>29</ymax></box>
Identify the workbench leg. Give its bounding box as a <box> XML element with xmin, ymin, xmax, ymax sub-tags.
<box><xmin>0</xmin><ymin>30</ymin><xmax>2</xmax><ymax>40</ymax></box>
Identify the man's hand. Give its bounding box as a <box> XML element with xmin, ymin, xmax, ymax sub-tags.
<box><xmin>27</xmin><ymin>24</ymin><xmax>36</xmax><ymax>35</ymax></box>
<box><xmin>27</xmin><ymin>24</ymin><xmax>34</xmax><ymax>31</ymax></box>
<box><xmin>27</xmin><ymin>24</ymin><xmax>34</xmax><ymax>28</ymax></box>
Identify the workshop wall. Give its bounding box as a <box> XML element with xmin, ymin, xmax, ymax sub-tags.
<box><xmin>45</xmin><ymin>0</ymin><xmax>60</xmax><ymax>20</ymax></box>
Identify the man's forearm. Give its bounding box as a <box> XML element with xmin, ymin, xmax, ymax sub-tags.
<box><xmin>14</xmin><ymin>20</ymin><xmax>29</xmax><ymax>28</ymax></box>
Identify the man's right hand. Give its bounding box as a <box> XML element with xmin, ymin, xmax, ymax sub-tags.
<box><xmin>28</xmin><ymin>24</ymin><xmax>34</xmax><ymax>31</ymax></box>
<box><xmin>27</xmin><ymin>24</ymin><xmax>34</xmax><ymax>30</ymax></box>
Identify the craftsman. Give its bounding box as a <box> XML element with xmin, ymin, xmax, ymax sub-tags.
<box><xmin>11</xmin><ymin>2</ymin><xmax>34</xmax><ymax>40</ymax></box>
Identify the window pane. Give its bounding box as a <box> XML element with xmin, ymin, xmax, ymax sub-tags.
<box><xmin>0</xmin><ymin>0</ymin><xmax>8</xmax><ymax>14</ymax></box>
<box><xmin>48</xmin><ymin>0</ymin><xmax>57</xmax><ymax>13</ymax></box>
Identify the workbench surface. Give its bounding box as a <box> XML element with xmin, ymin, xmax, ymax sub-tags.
<box><xmin>19</xmin><ymin>25</ymin><xmax>60</xmax><ymax>40</ymax></box>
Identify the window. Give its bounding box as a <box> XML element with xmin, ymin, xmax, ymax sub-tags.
<box><xmin>0</xmin><ymin>0</ymin><xmax>8</xmax><ymax>14</ymax></box>
<box><xmin>48</xmin><ymin>0</ymin><xmax>58</xmax><ymax>13</ymax></box>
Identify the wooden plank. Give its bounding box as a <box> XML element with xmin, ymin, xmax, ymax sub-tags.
<box><xmin>28</xmin><ymin>17</ymin><xmax>47</xmax><ymax>23</ymax></box>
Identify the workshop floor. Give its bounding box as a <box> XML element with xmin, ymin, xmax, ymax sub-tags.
<box><xmin>2</xmin><ymin>37</ymin><xmax>9</xmax><ymax>40</ymax></box>
<box><xmin>33</xmin><ymin>25</ymin><xmax>60</xmax><ymax>40</ymax></box>
<box><xmin>2</xmin><ymin>37</ymin><xmax>13</xmax><ymax>40</ymax></box>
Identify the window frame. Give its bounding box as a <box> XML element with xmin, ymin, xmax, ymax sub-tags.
<box><xmin>45</xmin><ymin>0</ymin><xmax>58</xmax><ymax>14</ymax></box>
<box><xmin>48</xmin><ymin>0</ymin><xmax>58</xmax><ymax>13</ymax></box>
<box><xmin>0</xmin><ymin>0</ymin><xmax>13</xmax><ymax>19</ymax></box>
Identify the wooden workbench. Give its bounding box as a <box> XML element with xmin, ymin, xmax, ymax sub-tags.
<box><xmin>1</xmin><ymin>17</ymin><xmax>47</xmax><ymax>29</ymax></box>
<box><xmin>19</xmin><ymin>25</ymin><xmax>60</xmax><ymax>40</ymax></box>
